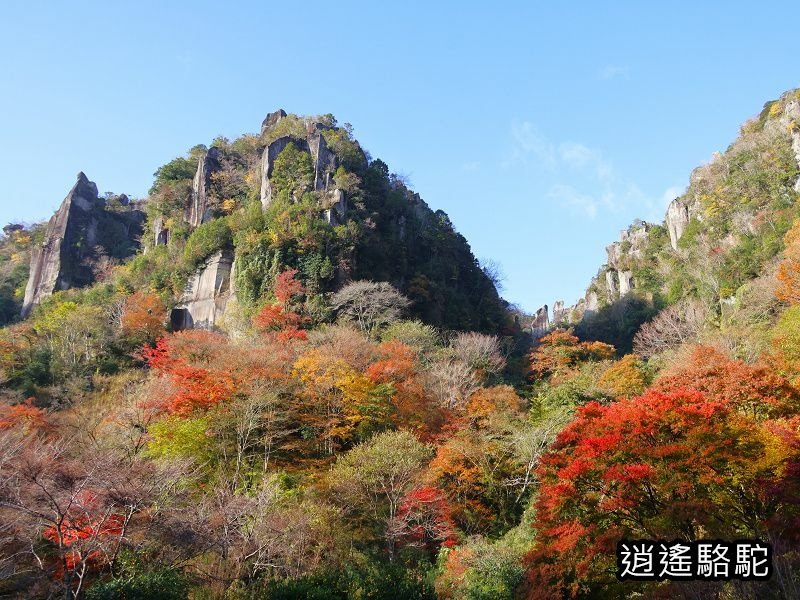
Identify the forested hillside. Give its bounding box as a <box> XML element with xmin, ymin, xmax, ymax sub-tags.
<box><xmin>2</xmin><ymin>91</ymin><xmax>800</xmax><ymax>599</ymax></box>
<box><xmin>569</xmin><ymin>89</ymin><xmax>800</xmax><ymax>356</ymax></box>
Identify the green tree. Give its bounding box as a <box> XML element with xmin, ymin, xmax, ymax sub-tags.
<box><xmin>271</xmin><ymin>143</ymin><xmax>314</xmax><ymax>201</ymax></box>
<box><xmin>328</xmin><ymin>430</ymin><xmax>432</xmax><ymax>555</ymax></box>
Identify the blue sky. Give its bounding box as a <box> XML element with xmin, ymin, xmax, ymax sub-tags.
<box><xmin>1</xmin><ymin>1</ymin><xmax>798</xmax><ymax>313</ymax></box>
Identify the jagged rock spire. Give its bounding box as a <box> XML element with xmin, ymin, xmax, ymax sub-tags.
<box><xmin>21</xmin><ymin>173</ymin><xmax>100</xmax><ymax>316</ymax></box>
<box><xmin>186</xmin><ymin>146</ymin><xmax>220</xmax><ymax>228</ymax></box>
<box><xmin>21</xmin><ymin>173</ymin><xmax>143</xmax><ymax>317</ymax></box>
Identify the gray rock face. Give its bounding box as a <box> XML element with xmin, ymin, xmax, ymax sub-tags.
<box><xmin>619</xmin><ymin>270</ymin><xmax>633</xmax><ymax>295</ymax></box>
<box><xmin>22</xmin><ymin>173</ymin><xmax>97</xmax><ymax>316</ymax></box>
<box><xmin>585</xmin><ymin>291</ymin><xmax>599</xmax><ymax>313</ymax></box>
<box><xmin>260</xmin><ymin>136</ymin><xmax>310</xmax><ymax>209</ymax></box>
<box><xmin>259</xmin><ymin>128</ymin><xmax>346</xmax><ymax>221</ymax></box>
<box><xmin>308</xmin><ymin>132</ymin><xmax>338</xmax><ymax>193</ymax></box>
<box><xmin>153</xmin><ymin>215</ymin><xmax>170</xmax><ymax>246</ymax></box>
<box><xmin>563</xmin><ymin>93</ymin><xmax>800</xmax><ymax>326</ymax></box>
<box><xmin>186</xmin><ymin>147</ymin><xmax>220</xmax><ymax>228</ymax></box>
<box><xmin>779</xmin><ymin>99</ymin><xmax>800</xmax><ymax>192</ymax></box>
<box><xmin>606</xmin><ymin>220</ymin><xmax>650</xmax><ymax>269</ymax></box>
<box><xmin>603</xmin><ymin>267</ymin><xmax>634</xmax><ymax>301</ymax></box>
<box><xmin>261</xmin><ymin>109</ymin><xmax>287</xmax><ymax>134</ymax></box>
<box><xmin>323</xmin><ymin>189</ymin><xmax>347</xmax><ymax>226</ymax></box>
<box><xmin>171</xmin><ymin>249</ymin><xmax>234</xmax><ymax>330</ymax></box>
<box><xmin>563</xmin><ymin>222</ymin><xmax>647</xmax><ymax>319</ymax></box>
<box><xmin>666</xmin><ymin>197</ymin><xmax>690</xmax><ymax>250</ymax></box>
<box><xmin>22</xmin><ymin>173</ymin><xmax>143</xmax><ymax>317</ymax></box>
<box><xmin>552</xmin><ymin>300</ymin><xmax>568</xmax><ymax>325</ymax></box>
<box><xmin>605</xmin><ymin>270</ymin><xmax>618</xmax><ymax>298</ymax></box>
<box><xmin>531</xmin><ymin>304</ymin><xmax>549</xmax><ymax>337</ymax></box>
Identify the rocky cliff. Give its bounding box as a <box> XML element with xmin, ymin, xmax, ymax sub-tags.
<box><xmin>186</xmin><ymin>147</ymin><xmax>221</xmax><ymax>228</ymax></box>
<box><xmin>18</xmin><ymin>110</ymin><xmax>508</xmax><ymax>334</ymax></box>
<box><xmin>171</xmin><ymin>249</ymin><xmax>235</xmax><ymax>330</ymax></box>
<box><xmin>21</xmin><ymin>173</ymin><xmax>143</xmax><ymax>316</ymax></box>
<box><xmin>168</xmin><ymin>111</ymin><xmax>505</xmax><ymax>332</ymax></box>
<box><xmin>259</xmin><ymin>116</ymin><xmax>347</xmax><ymax>223</ymax></box>
<box><xmin>548</xmin><ymin>88</ymin><xmax>800</xmax><ymax>351</ymax></box>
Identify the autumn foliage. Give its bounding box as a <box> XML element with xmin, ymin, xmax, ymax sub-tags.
<box><xmin>392</xmin><ymin>486</ymin><xmax>457</xmax><ymax>552</ymax></box>
<box><xmin>526</xmin><ymin>388</ymin><xmax>800</xmax><ymax>598</ymax></box>
<box><xmin>776</xmin><ymin>218</ymin><xmax>800</xmax><ymax>304</ymax></box>
<box><xmin>0</xmin><ymin>398</ymin><xmax>49</xmax><ymax>432</ymax></box>
<box><xmin>654</xmin><ymin>345</ymin><xmax>800</xmax><ymax>418</ymax></box>
<box><xmin>465</xmin><ymin>385</ymin><xmax>523</xmax><ymax>427</ymax></box>
<box><xmin>120</xmin><ymin>291</ymin><xmax>167</xmax><ymax>343</ymax></box>
<box><xmin>253</xmin><ymin>268</ymin><xmax>309</xmax><ymax>340</ymax></box>
<box><xmin>142</xmin><ymin>331</ymin><xmax>238</xmax><ymax>414</ymax></box>
<box><xmin>598</xmin><ymin>354</ymin><xmax>647</xmax><ymax>397</ymax></box>
<box><xmin>412</xmin><ymin>383</ymin><xmax>531</xmax><ymax>535</ymax></box>
<box><xmin>528</xmin><ymin>328</ymin><xmax>615</xmax><ymax>383</ymax></box>
<box><xmin>366</xmin><ymin>341</ymin><xmax>445</xmax><ymax>437</ymax></box>
<box><xmin>42</xmin><ymin>489</ymin><xmax>125</xmax><ymax>574</ymax></box>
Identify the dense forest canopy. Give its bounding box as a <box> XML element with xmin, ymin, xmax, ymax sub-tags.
<box><xmin>2</xmin><ymin>90</ymin><xmax>800</xmax><ymax>599</ymax></box>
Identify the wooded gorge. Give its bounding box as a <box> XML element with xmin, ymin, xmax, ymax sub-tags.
<box><xmin>3</xmin><ymin>90</ymin><xmax>800</xmax><ymax>599</ymax></box>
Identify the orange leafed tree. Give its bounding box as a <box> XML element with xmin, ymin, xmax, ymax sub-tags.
<box><xmin>465</xmin><ymin>385</ymin><xmax>523</xmax><ymax>427</ymax></box>
<box><xmin>654</xmin><ymin>345</ymin><xmax>800</xmax><ymax>419</ymax></box>
<box><xmin>428</xmin><ymin>427</ymin><xmax>522</xmax><ymax>534</ymax></box>
<box><xmin>598</xmin><ymin>354</ymin><xmax>647</xmax><ymax>398</ymax></box>
<box><xmin>253</xmin><ymin>269</ymin><xmax>309</xmax><ymax>341</ymax></box>
<box><xmin>528</xmin><ymin>329</ymin><xmax>615</xmax><ymax>383</ymax></box>
<box><xmin>293</xmin><ymin>347</ymin><xmax>389</xmax><ymax>454</ymax></box>
<box><xmin>0</xmin><ymin>398</ymin><xmax>50</xmax><ymax>433</ymax></box>
<box><xmin>777</xmin><ymin>218</ymin><xmax>800</xmax><ymax>304</ymax></box>
<box><xmin>141</xmin><ymin>331</ymin><xmax>237</xmax><ymax>415</ymax></box>
<box><xmin>525</xmin><ymin>388</ymin><xmax>800</xmax><ymax>599</ymax></box>
<box><xmin>365</xmin><ymin>341</ymin><xmax>445</xmax><ymax>437</ymax></box>
<box><xmin>120</xmin><ymin>291</ymin><xmax>167</xmax><ymax>343</ymax></box>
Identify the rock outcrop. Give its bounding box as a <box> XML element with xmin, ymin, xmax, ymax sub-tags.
<box><xmin>618</xmin><ymin>270</ymin><xmax>633</xmax><ymax>295</ymax></box>
<box><xmin>560</xmin><ymin>90</ymin><xmax>800</xmax><ymax>330</ymax></box>
<box><xmin>171</xmin><ymin>249</ymin><xmax>235</xmax><ymax>330</ymax></box>
<box><xmin>261</xmin><ymin>109</ymin><xmax>287</xmax><ymax>134</ymax></box>
<box><xmin>308</xmin><ymin>132</ymin><xmax>337</xmax><ymax>193</ymax></box>
<box><xmin>186</xmin><ymin>147</ymin><xmax>220</xmax><ymax>228</ymax></box>
<box><xmin>605</xmin><ymin>270</ymin><xmax>618</xmax><ymax>297</ymax></box>
<box><xmin>551</xmin><ymin>300</ymin><xmax>568</xmax><ymax>325</ymax></box>
<box><xmin>581</xmin><ymin>220</ymin><xmax>651</xmax><ymax>306</ymax></box>
<box><xmin>259</xmin><ymin>116</ymin><xmax>346</xmax><ymax>222</ymax></box>
<box><xmin>323</xmin><ymin>189</ymin><xmax>348</xmax><ymax>226</ymax></box>
<box><xmin>22</xmin><ymin>173</ymin><xmax>143</xmax><ymax>317</ymax></box>
<box><xmin>585</xmin><ymin>291</ymin><xmax>599</xmax><ymax>313</ymax></box>
<box><xmin>666</xmin><ymin>197</ymin><xmax>690</xmax><ymax>250</ymax></box>
<box><xmin>152</xmin><ymin>215</ymin><xmax>170</xmax><ymax>246</ymax></box>
<box><xmin>530</xmin><ymin>304</ymin><xmax>549</xmax><ymax>337</ymax></box>
<box><xmin>778</xmin><ymin>98</ymin><xmax>800</xmax><ymax>192</ymax></box>
<box><xmin>606</xmin><ymin>220</ymin><xmax>649</xmax><ymax>268</ymax></box>
<box><xmin>260</xmin><ymin>136</ymin><xmax>309</xmax><ymax>208</ymax></box>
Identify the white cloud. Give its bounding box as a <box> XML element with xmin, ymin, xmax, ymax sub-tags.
<box><xmin>548</xmin><ymin>184</ymin><xmax>599</xmax><ymax>219</ymax></box>
<box><xmin>509</xmin><ymin>121</ymin><xmax>678</xmax><ymax>221</ymax></box>
<box><xmin>558</xmin><ymin>141</ymin><xmax>613</xmax><ymax>182</ymax></box>
<box><xmin>644</xmin><ymin>185</ymin><xmax>685</xmax><ymax>222</ymax></box>
<box><xmin>597</xmin><ymin>65</ymin><xmax>630</xmax><ymax>81</ymax></box>
<box><xmin>509</xmin><ymin>121</ymin><xmax>556</xmax><ymax>169</ymax></box>
<box><xmin>557</xmin><ymin>141</ymin><xmax>596</xmax><ymax>166</ymax></box>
